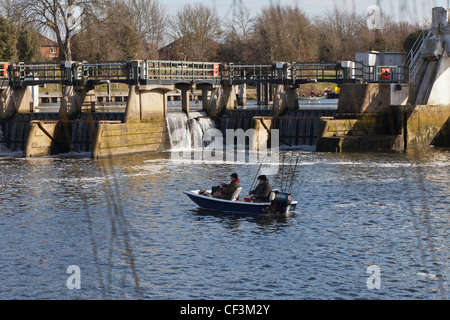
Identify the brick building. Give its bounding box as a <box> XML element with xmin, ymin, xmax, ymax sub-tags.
<box><xmin>39</xmin><ymin>35</ymin><xmax>59</xmax><ymax>61</ymax></box>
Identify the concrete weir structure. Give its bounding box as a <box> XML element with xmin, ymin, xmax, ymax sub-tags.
<box><xmin>0</xmin><ymin>60</ymin><xmax>240</xmax><ymax>158</ymax></box>
<box><xmin>2</xmin><ymin>7</ymin><xmax>449</xmax><ymax>158</ymax></box>
<box><xmin>317</xmin><ymin>7</ymin><xmax>450</xmax><ymax>152</ymax></box>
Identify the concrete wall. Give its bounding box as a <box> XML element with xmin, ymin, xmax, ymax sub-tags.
<box><xmin>427</xmin><ymin>53</ymin><xmax>450</xmax><ymax>105</ymax></box>
<box><xmin>252</xmin><ymin>117</ymin><xmax>274</xmax><ymax>150</ymax></box>
<box><xmin>1</xmin><ymin>86</ymin><xmax>34</xmax><ymax>119</ymax></box>
<box><xmin>317</xmin><ymin>82</ymin><xmax>450</xmax><ymax>152</ymax></box>
<box><xmin>92</xmin><ymin>120</ymin><xmax>168</xmax><ymax>158</ymax></box>
<box><xmin>124</xmin><ymin>85</ymin><xmax>171</xmax><ymax>123</ymax></box>
<box><xmin>336</xmin><ymin>83</ymin><xmax>392</xmax><ymax>114</ymax></box>
<box><xmin>24</xmin><ymin>121</ymin><xmax>69</xmax><ymax>157</ymax></box>
<box><xmin>59</xmin><ymin>86</ymin><xmax>96</xmax><ymax>120</ymax></box>
<box><xmin>393</xmin><ymin>104</ymin><xmax>450</xmax><ymax>149</ymax></box>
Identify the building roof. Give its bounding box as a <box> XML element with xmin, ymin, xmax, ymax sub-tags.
<box><xmin>39</xmin><ymin>34</ymin><xmax>58</xmax><ymax>48</ymax></box>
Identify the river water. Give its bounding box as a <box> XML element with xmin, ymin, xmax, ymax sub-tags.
<box><xmin>0</xmin><ymin>140</ymin><xmax>448</xmax><ymax>300</ymax></box>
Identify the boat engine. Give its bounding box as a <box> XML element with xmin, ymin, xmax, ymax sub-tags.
<box><xmin>268</xmin><ymin>191</ymin><xmax>292</xmax><ymax>214</ymax></box>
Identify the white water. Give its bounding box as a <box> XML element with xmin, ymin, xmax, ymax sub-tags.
<box><xmin>166</xmin><ymin>112</ymin><xmax>216</xmax><ymax>151</ymax></box>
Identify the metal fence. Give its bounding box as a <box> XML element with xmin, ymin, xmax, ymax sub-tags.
<box><xmin>352</xmin><ymin>61</ymin><xmax>405</xmax><ymax>83</ymax></box>
<box><xmin>220</xmin><ymin>63</ymin><xmax>277</xmax><ymax>83</ymax></box>
<box><xmin>1</xmin><ymin>60</ymin><xmax>407</xmax><ymax>86</ymax></box>
<box><xmin>291</xmin><ymin>62</ymin><xmax>343</xmax><ymax>83</ymax></box>
<box><xmin>78</xmin><ymin>61</ymin><xmax>130</xmax><ymax>83</ymax></box>
<box><xmin>144</xmin><ymin>60</ymin><xmax>220</xmax><ymax>81</ymax></box>
<box><xmin>8</xmin><ymin>62</ymin><xmax>63</xmax><ymax>85</ymax></box>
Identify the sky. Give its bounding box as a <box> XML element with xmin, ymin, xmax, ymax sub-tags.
<box><xmin>164</xmin><ymin>0</ymin><xmax>450</xmax><ymax>24</ymax></box>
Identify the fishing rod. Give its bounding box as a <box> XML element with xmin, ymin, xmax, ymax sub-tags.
<box><xmin>288</xmin><ymin>157</ymin><xmax>300</xmax><ymax>194</ymax></box>
<box><xmin>282</xmin><ymin>151</ymin><xmax>295</xmax><ymax>192</ymax></box>
<box><xmin>249</xmin><ymin>159</ymin><xmax>265</xmax><ymax>195</ymax></box>
<box><xmin>280</xmin><ymin>153</ymin><xmax>286</xmax><ymax>192</ymax></box>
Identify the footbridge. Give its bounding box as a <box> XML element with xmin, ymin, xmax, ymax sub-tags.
<box><xmin>2</xmin><ymin>59</ymin><xmax>405</xmax><ymax>87</ymax></box>
<box><xmin>0</xmin><ymin>46</ymin><xmax>416</xmax><ymax>158</ymax></box>
<box><xmin>316</xmin><ymin>6</ymin><xmax>450</xmax><ymax>153</ymax></box>
<box><xmin>0</xmin><ymin>59</ymin><xmax>404</xmax><ymax>117</ymax></box>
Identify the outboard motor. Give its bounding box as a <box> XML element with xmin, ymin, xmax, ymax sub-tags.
<box><xmin>268</xmin><ymin>191</ymin><xmax>292</xmax><ymax>214</ymax></box>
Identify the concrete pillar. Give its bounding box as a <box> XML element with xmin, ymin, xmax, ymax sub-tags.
<box><xmin>238</xmin><ymin>84</ymin><xmax>247</xmax><ymax>107</ymax></box>
<box><xmin>272</xmin><ymin>85</ymin><xmax>288</xmax><ymax>117</ymax></box>
<box><xmin>196</xmin><ymin>83</ymin><xmax>224</xmax><ymax>117</ymax></box>
<box><xmin>252</xmin><ymin>117</ymin><xmax>274</xmax><ymax>150</ymax></box>
<box><xmin>257</xmin><ymin>82</ymin><xmax>261</xmax><ymax>106</ymax></box>
<box><xmin>223</xmin><ymin>84</ymin><xmax>238</xmax><ymax>110</ymax></box>
<box><xmin>59</xmin><ymin>86</ymin><xmax>93</xmax><ymax>120</ymax></box>
<box><xmin>264</xmin><ymin>83</ymin><xmax>269</xmax><ymax>106</ymax></box>
<box><xmin>425</xmin><ymin>54</ymin><xmax>450</xmax><ymax>105</ymax></box>
<box><xmin>197</xmin><ymin>84</ymin><xmax>213</xmax><ymax>111</ymax></box>
<box><xmin>0</xmin><ymin>86</ymin><xmax>34</xmax><ymax>119</ymax></box>
<box><xmin>125</xmin><ymin>85</ymin><xmax>173</xmax><ymax>123</ymax></box>
<box><xmin>175</xmin><ymin>83</ymin><xmax>192</xmax><ymax>116</ymax></box>
<box><xmin>0</xmin><ymin>87</ymin><xmax>15</xmax><ymax>119</ymax></box>
<box><xmin>286</xmin><ymin>85</ymin><xmax>299</xmax><ymax>110</ymax></box>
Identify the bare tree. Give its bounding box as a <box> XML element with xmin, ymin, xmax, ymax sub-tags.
<box><xmin>219</xmin><ymin>9</ymin><xmax>256</xmax><ymax>62</ymax></box>
<box><xmin>126</xmin><ymin>0</ymin><xmax>166</xmax><ymax>56</ymax></box>
<box><xmin>14</xmin><ymin>0</ymin><xmax>108</xmax><ymax>61</ymax></box>
<box><xmin>71</xmin><ymin>0</ymin><xmax>142</xmax><ymax>61</ymax></box>
<box><xmin>315</xmin><ymin>8</ymin><xmax>368</xmax><ymax>61</ymax></box>
<box><xmin>168</xmin><ymin>2</ymin><xmax>222</xmax><ymax>61</ymax></box>
<box><xmin>0</xmin><ymin>0</ymin><xmax>21</xmax><ymax>24</ymax></box>
<box><xmin>253</xmin><ymin>4</ymin><xmax>317</xmax><ymax>62</ymax></box>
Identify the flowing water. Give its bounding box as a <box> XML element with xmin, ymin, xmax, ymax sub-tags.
<box><xmin>0</xmin><ymin>145</ymin><xmax>448</xmax><ymax>300</ymax></box>
<box><xmin>166</xmin><ymin>112</ymin><xmax>216</xmax><ymax>151</ymax></box>
<box><xmin>0</xmin><ymin>103</ymin><xmax>448</xmax><ymax>300</ymax></box>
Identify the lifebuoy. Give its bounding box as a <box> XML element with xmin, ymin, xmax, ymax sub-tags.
<box><xmin>214</xmin><ymin>64</ymin><xmax>219</xmax><ymax>77</ymax></box>
<box><xmin>380</xmin><ymin>67</ymin><xmax>390</xmax><ymax>81</ymax></box>
<box><xmin>1</xmin><ymin>63</ymin><xmax>9</xmax><ymax>78</ymax></box>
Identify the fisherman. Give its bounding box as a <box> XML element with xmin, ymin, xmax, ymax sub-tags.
<box><xmin>213</xmin><ymin>173</ymin><xmax>241</xmax><ymax>200</ymax></box>
<box><xmin>250</xmin><ymin>175</ymin><xmax>272</xmax><ymax>203</ymax></box>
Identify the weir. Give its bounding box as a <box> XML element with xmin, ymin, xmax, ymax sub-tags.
<box><xmin>316</xmin><ymin>6</ymin><xmax>450</xmax><ymax>152</ymax></box>
<box><xmin>166</xmin><ymin>111</ymin><xmax>216</xmax><ymax>151</ymax></box>
<box><xmin>1</xmin><ymin>6</ymin><xmax>448</xmax><ymax>158</ymax></box>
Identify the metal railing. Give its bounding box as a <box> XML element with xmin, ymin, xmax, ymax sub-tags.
<box><xmin>291</xmin><ymin>62</ymin><xmax>343</xmax><ymax>83</ymax></box>
<box><xmin>144</xmin><ymin>60</ymin><xmax>220</xmax><ymax>81</ymax></box>
<box><xmin>78</xmin><ymin>61</ymin><xmax>130</xmax><ymax>83</ymax></box>
<box><xmin>2</xmin><ymin>59</ymin><xmax>408</xmax><ymax>86</ymax></box>
<box><xmin>220</xmin><ymin>63</ymin><xmax>277</xmax><ymax>83</ymax></box>
<box><xmin>404</xmin><ymin>30</ymin><xmax>432</xmax><ymax>84</ymax></box>
<box><xmin>8</xmin><ymin>62</ymin><xmax>63</xmax><ymax>85</ymax></box>
<box><xmin>352</xmin><ymin>61</ymin><xmax>405</xmax><ymax>83</ymax></box>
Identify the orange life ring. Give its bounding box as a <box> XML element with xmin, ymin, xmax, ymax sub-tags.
<box><xmin>380</xmin><ymin>67</ymin><xmax>390</xmax><ymax>80</ymax></box>
<box><xmin>1</xmin><ymin>63</ymin><xmax>9</xmax><ymax>77</ymax></box>
<box><xmin>214</xmin><ymin>64</ymin><xmax>220</xmax><ymax>77</ymax></box>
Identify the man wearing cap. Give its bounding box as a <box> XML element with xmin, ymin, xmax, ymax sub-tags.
<box><xmin>250</xmin><ymin>175</ymin><xmax>272</xmax><ymax>203</ymax></box>
<box><xmin>213</xmin><ymin>173</ymin><xmax>241</xmax><ymax>200</ymax></box>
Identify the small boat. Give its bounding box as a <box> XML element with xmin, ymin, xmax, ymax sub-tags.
<box><xmin>298</xmin><ymin>96</ymin><xmax>327</xmax><ymax>101</ymax></box>
<box><xmin>326</xmin><ymin>93</ymin><xmax>339</xmax><ymax>99</ymax></box>
<box><xmin>184</xmin><ymin>189</ymin><xmax>298</xmax><ymax>215</ymax></box>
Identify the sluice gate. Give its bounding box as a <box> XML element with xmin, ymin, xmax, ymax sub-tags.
<box><xmin>1</xmin><ymin>6</ymin><xmax>449</xmax><ymax>157</ymax></box>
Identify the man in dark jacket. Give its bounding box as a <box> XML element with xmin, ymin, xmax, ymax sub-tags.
<box><xmin>250</xmin><ymin>175</ymin><xmax>272</xmax><ymax>202</ymax></box>
<box><xmin>213</xmin><ymin>173</ymin><xmax>241</xmax><ymax>200</ymax></box>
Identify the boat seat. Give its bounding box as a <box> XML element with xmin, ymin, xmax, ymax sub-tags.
<box><xmin>231</xmin><ymin>187</ymin><xmax>242</xmax><ymax>201</ymax></box>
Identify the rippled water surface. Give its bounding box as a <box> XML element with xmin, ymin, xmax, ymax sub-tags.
<box><xmin>0</xmin><ymin>148</ymin><xmax>448</xmax><ymax>300</ymax></box>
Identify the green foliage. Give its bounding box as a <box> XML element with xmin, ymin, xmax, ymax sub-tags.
<box><xmin>0</xmin><ymin>16</ymin><xmax>17</xmax><ymax>61</ymax></box>
<box><xmin>16</xmin><ymin>28</ymin><xmax>41</xmax><ymax>62</ymax></box>
<box><xmin>403</xmin><ymin>30</ymin><xmax>422</xmax><ymax>52</ymax></box>
<box><xmin>117</xmin><ymin>23</ymin><xmax>140</xmax><ymax>60</ymax></box>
